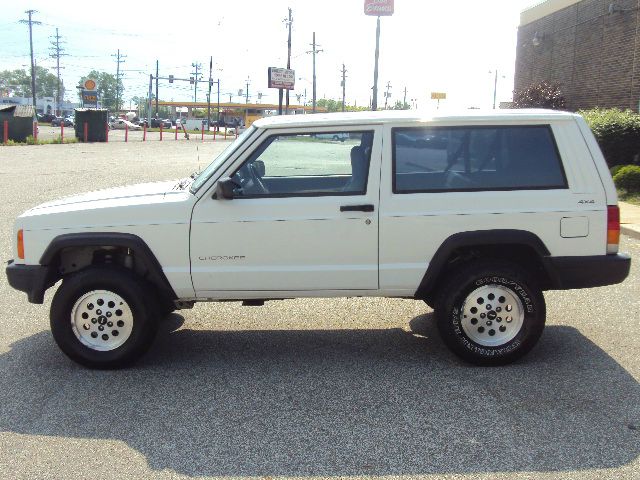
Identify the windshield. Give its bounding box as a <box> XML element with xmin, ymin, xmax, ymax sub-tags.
<box><xmin>190</xmin><ymin>126</ymin><xmax>258</xmax><ymax>193</ymax></box>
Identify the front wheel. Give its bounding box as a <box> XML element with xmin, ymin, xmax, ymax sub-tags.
<box><xmin>434</xmin><ymin>260</ymin><xmax>546</xmax><ymax>366</ymax></box>
<box><xmin>50</xmin><ymin>266</ymin><xmax>158</xmax><ymax>369</ymax></box>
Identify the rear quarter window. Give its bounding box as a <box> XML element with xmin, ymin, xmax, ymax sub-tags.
<box><xmin>392</xmin><ymin>125</ymin><xmax>567</xmax><ymax>193</ymax></box>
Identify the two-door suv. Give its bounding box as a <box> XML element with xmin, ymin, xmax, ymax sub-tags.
<box><xmin>6</xmin><ymin>110</ymin><xmax>631</xmax><ymax>368</ymax></box>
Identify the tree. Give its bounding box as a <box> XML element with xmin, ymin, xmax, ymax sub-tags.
<box><xmin>512</xmin><ymin>81</ymin><xmax>566</xmax><ymax>110</ymax></box>
<box><xmin>78</xmin><ymin>71</ymin><xmax>123</xmax><ymax>110</ymax></box>
<box><xmin>316</xmin><ymin>98</ymin><xmax>370</xmax><ymax>113</ymax></box>
<box><xmin>0</xmin><ymin>66</ymin><xmax>62</xmax><ymax>99</ymax></box>
<box><xmin>391</xmin><ymin>100</ymin><xmax>410</xmax><ymax>110</ymax></box>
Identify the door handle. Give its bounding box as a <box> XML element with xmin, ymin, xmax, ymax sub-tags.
<box><xmin>340</xmin><ymin>204</ymin><xmax>375</xmax><ymax>212</ymax></box>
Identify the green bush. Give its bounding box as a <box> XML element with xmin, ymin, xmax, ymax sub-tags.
<box><xmin>579</xmin><ymin>108</ymin><xmax>640</xmax><ymax>168</ymax></box>
<box><xmin>614</xmin><ymin>165</ymin><xmax>640</xmax><ymax>193</ymax></box>
<box><xmin>610</xmin><ymin>165</ymin><xmax>626</xmax><ymax>177</ymax></box>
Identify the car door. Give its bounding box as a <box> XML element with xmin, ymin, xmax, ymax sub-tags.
<box><xmin>190</xmin><ymin>126</ymin><xmax>382</xmax><ymax>297</ymax></box>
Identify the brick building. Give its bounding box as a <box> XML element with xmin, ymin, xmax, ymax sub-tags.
<box><xmin>515</xmin><ymin>0</ymin><xmax>640</xmax><ymax>111</ymax></box>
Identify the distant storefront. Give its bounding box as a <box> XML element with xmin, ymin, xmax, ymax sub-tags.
<box><xmin>0</xmin><ymin>96</ymin><xmax>79</xmax><ymax>116</ymax></box>
<box><xmin>515</xmin><ymin>0</ymin><xmax>640</xmax><ymax>111</ymax></box>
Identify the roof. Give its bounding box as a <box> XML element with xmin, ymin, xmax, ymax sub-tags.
<box><xmin>0</xmin><ymin>104</ymin><xmax>35</xmax><ymax>117</ymax></box>
<box><xmin>252</xmin><ymin>109</ymin><xmax>579</xmax><ymax>129</ymax></box>
<box><xmin>520</xmin><ymin>0</ymin><xmax>581</xmax><ymax>26</ymax></box>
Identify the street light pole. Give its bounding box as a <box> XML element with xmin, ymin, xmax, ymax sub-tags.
<box><xmin>372</xmin><ymin>16</ymin><xmax>381</xmax><ymax>111</ymax></box>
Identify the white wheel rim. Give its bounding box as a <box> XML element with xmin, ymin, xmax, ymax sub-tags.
<box><xmin>461</xmin><ymin>284</ymin><xmax>524</xmax><ymax>347</ymax></box>
<box><xmin>70</xmin><ymin>290</ymin><xmax>133</xmax><ymax>351</ymax></box>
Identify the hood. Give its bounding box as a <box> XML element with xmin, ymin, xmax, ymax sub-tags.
<box><xmin>29</xmin><ymin>179</ymin><xmax>184</xmax><ymax>211</ymax></box>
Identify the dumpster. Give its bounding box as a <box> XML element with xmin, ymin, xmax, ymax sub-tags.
<box><xmin>74</xmin><ymin>108</ymin><xmax>108</xmax><ymax>142</ymax></box>
<box><xmin>0</xmin><ymin>105</ymin><xmax>35</xmax><ymax>143</ymax></box>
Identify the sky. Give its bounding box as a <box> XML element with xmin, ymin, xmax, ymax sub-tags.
<box><xmin>0</xmin><ymin>0</ymin><xmax>538</xmax><ymax>110</ymax></box>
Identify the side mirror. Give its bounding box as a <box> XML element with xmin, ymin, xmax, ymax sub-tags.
<box><xmin>214</xmin><ymin>177</ymin><xmax>237</xmax><ymax>200</ymax></box>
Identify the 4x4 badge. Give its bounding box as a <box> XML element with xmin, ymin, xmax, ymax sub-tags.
<box><xmin>578</xmin><ymin>200</ymin><xmax>595</xmax><ymax>204</ymax></box>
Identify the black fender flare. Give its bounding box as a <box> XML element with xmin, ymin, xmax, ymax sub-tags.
<box><xmin>40</xmin><ymin>232</ymin><xmax>177</xmax><ymax>301</ymax></box>
<box><xmin>414</xmin><ymin>229</ymin><xmax>551</xmax><ymax>300</ymax></box>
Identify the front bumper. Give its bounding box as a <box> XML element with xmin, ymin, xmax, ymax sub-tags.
<box><xmin>6</xmin><ymin>260</ymin><xmax>55</xmax><ymax>303</ymax></box>
<box><xmin>545</xmin><ymin>253</ymin><xmax>631</xmax><ymax>290</ymax></box>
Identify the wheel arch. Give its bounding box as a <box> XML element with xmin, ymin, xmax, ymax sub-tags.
<box><xmin>415</xmin><ymin>230</ymin><xmax>553</xmax><ymax>304</ymax></box>
<box><xmin>40</xmin><ymin>232</ymin><xmax>177</xmax><ymax>303</ymax></box>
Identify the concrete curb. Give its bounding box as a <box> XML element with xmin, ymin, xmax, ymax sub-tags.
<box><xmin>621</xmin><ymin>225</ymin><xmax>640</xmax><ymax>240</ymax></box>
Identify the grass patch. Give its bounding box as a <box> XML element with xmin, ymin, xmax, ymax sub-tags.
<box><xmin>1</xmin><ymin>135</ymin><xmax>78</xmax><ymax>146</ymax></box>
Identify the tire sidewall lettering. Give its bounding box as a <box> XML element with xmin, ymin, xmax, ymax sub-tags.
<box><xmin>452</xmin><ymin>275</ymin><xmax>534</xmax><ymax>356</ymax></box>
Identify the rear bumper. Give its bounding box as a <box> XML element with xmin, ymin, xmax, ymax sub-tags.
<box><xmin>545</xmin><ymin>253</ymin><xmax>631</xmax><ymax>290</ymax></box>
<box><xmin>5</xmin><ymin>260</ymin><xmax>54</xmax><ymax>304</ymax></box>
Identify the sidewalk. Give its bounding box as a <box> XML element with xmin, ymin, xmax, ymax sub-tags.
<box><xmin>619</xmin><ymin>201</ymin><xmax>640</xmax><ymax>240</ymax></box>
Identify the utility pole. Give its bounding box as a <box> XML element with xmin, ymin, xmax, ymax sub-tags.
<box><xmin>207</xmin><ymin>56</ymin><xmax>213</xmax><ymax>127</ymax></box>
<box><xmin>307</xmin><ymin>32</ymin><xmax>322</xmax><ymax>113</ymax></box>
<box><xmin>245</xmin><ymin>77</ymin><xmax>250</xmax><ymax>104</ymax></box>
<box><xmin>341</xmin><ymin>64</ymin><xmax>347</xmax><ymax>112</ymax></box>
<box><xmin>403</xmin><ymin>86</ymin><xmax>407</xmax><ymax>109</ymax></box>
<box><xmin>155</xmin><ymin>60</ymin><xmax>159</xmax><ymax>116</ymax></box>
<box><xmin>384</xmin><ymin>81</ymin><xmax>392</xmax><ymax>109</ymax></box>
<box><xmin>191</xmin><ymin>62</ymin><xmax>202</xmax><ymax>103</ymax></box>
<box><xmin>371</xmin><ymin>16</ymin><xmax>381</xmax><ymax>111</ymax></box>
<box><xmin>20</xmin><ymin>10</ymin><xmax>41</xmax><ymax>109</ymax></box>
<box><xmin>49</xmin><ymin>28</ymin><xmax>67</xmax><ymax>116</ymax></box>
<box><xmin>112</xmin><ymin>49</ymin><xmax>126</xmax><ymax>112</ymax></box>
<box><xmin>285</xmin><ymin>7</ymin><xmax>293</xmax><ymax>114</ymax></box>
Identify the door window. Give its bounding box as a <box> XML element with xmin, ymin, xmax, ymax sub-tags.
<box><xmin>230</xmin><ymin>131</ymin><xmax>374</xmax><ymax>197</ymax></box>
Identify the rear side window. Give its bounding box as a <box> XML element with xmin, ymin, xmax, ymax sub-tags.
<box><xmin>393</xmin><ymin>125</ymin><xmax>567</xmax><ymax>193</ymax></box>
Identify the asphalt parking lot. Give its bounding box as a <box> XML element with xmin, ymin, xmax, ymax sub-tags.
<box><xmin>0</xmin><ymin>141</ymin><xmax>638</xmax><ymax>480</ymax></box>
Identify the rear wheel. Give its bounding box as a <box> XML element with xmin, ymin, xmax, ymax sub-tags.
<box><xmin>434</xmin><ymin>260</ymin><xmax>546</xmax><ymax>366</ymax></box>
<box><xmin>50</xmin><ymin>266</ymin><xmax>158</xmax><ymax>369</ymax></box>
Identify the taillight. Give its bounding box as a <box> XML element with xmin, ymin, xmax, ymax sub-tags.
<box><xmin>607</xmin><ymin>205</ymin><xmax>620</xmax><ymax>254</ymax></box>
<box><xmin>17</xmin><ymin>229</ymin><xmax>24</xmax><ymax>259</ymax></box>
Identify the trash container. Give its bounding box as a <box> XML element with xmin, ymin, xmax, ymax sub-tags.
<box><xmin>0</xmin><ymin>105</ymin><xmax>35</xmax><ymax>143</ymax></box>
<box><xmin>74</xmin><ymin>108</ymin><xmax>108</xmax><ymax>142</ymax></box>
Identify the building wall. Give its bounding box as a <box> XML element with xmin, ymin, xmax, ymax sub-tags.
<box><xmin>515</xmin><ymin>0</ymin><xmax>640</xmax><ymax>111</ymax></box>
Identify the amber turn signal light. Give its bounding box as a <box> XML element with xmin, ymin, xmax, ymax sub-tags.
<box><xmin>17</xmin><ymin>229</ymin><xmax>24</xmax><ymax>259</ymax></box>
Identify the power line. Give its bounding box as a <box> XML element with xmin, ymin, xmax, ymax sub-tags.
<box><xmin>19</xmin><ymin>10</ymin><xmax>41</xmax><ymax>108</ymax></box>
<box><xmin>49</xmin><ymin>28</ymin><xmax>68</xmax><ymax>114</ymax></box>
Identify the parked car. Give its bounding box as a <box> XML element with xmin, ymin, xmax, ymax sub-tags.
<box><xmin>110</xmin><ymin>119</ymin><xmax>142</xmax><ymax>131</ymax></box>
<box><xmin>6</xmin><ymin>110</ymin><xmax>631</xmax><ymax>368</ymax></box>
<box><xmin>37</xmin><ymin>113</ymin><xmax>57</xmax><ymax>123</ymax></box>
<box><xmin>149</xmin><ymin>118</ymin><xmax>172</xmax><ymax>129</ymax></box>
<box><xmin>51</xmin><ymin>117</ymin><xmax>73</xmax><ymax>127</ymax></box>
<box><xmin>314</xmin><ymin>132</ymin><xmax>349</xmax><ymax>142</ymax></box>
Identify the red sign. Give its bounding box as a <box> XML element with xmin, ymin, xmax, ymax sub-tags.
<box><xmin>364</xmin><ymin>0</ymin><xmax>394</xmax><ymax>16</ymax></box>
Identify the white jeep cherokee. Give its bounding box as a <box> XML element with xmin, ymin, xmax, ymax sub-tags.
<box><xmin>6</xmin><ymin>110</ymin><xmax>631</xmax><ymax>368</ymax></box>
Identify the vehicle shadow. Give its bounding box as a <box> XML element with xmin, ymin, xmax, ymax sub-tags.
<box><xmin>0</xmin><ymin>312</ymin><xmax>638</xmax><ymax>477</ymax></box>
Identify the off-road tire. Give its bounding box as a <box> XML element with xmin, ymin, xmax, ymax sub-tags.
<box><xmin>50</xmin><ymin>266</ymin><xmax>158</xmax><ymax>369</ymax></box>
<box><xmin>434</xmin><ymin>259</ymin><xmax>546</xmax><ymax>366</ymax></box>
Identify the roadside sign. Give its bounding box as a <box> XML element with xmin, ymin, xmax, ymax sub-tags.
<box><xmin>82</xmin><ymin>90</ymin><xmax>98</xmax><ymax>108</ymax></box>
<box><xmin>364</xmin><ymin>0</ymin><xmax>394</xmax><ymax>16</ymax></box>
<box><xmin>83</xmin><ymin>79</ymin><xmax>96</xmax><ymax>91</ymax></box>
<box><xmin>431</xmin><ymin>92</ymin><xmax>447</xmax><ymax>100</ymax></box>
<box><xmin>268</xmin><ymin>67</ymin><xmax>295</xmax><ymax>90</ymax></box>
